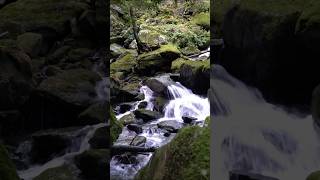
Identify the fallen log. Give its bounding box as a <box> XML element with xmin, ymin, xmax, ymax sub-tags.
<box><xmin>111</xmin><ymin>145</ymin><xmax>156</xmax><ymax>156</ymax></box>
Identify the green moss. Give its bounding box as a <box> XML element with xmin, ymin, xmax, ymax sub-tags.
<box><xmin>135</xmin><ymin>125</ymin><xmax>210</xmax><ymax>180</ymax></box>
<box><xmin>0</xmin><ymin>0</ymin><xmax>88</xmax><ymax>37</ymax></box>
<box><xmin>33</xmin><ymin>164</ymin><xmax>76</xmax><ymax>180</ymax></box>
<box><xmin>111</xmin><ymin>53</ymin><xmax>137</xmax><ymax>75</ymax></box>
<box><xmin>171</xmin><ymin>58</ymin><xmax>210</xmax><ymax>72</ymax></box>
<box><xmin>307</xmin><ymin>170</ymin><xmax>320</xmax><ymax>180</ymax></box>
<box><xmin>192</xmin><ymin>12</ymin><xmax>210</xmax><ymax>30</ymax></box>
<box><xmin>0</xmin><ymin>144</ymin><xmax>19</xmax><ymax>180</ymax></box>
<box><xmin>110</xmin><ymin>107</ymin><xmax>123</xmax><ymax>143</ymax></box>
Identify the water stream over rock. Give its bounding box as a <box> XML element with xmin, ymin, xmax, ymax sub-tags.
<box><xmin>110</xmin><ymin>77</ymin><xmax>210</xmax><ymax>180</ymax></box>
<box><xmin>212</xmin><ymin>64</ymin><xmax>320</xmax><ymax>180</ymax></box>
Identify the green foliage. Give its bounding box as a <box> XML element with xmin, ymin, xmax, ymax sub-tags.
<box><xmin>110</xmin><ymin>107</ymin><xmax>123</xmax><ymax>143</ymax></box>
<box><xmin>0</xmin><ymin>144</ymin><xmax>19</xmax><ymax>180</ymax></box>
<box><xmin>192</xmin><ymin>12</ymin><xmax>210</xmax><ymax>30</ymax></box>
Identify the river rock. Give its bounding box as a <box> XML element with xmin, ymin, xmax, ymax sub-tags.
<box><xmin>229</xmin><ymin>170</ymin><xmax>279</xmax><ymax>180</ymax></box>
<box><xmin>130</xmin><ymin>136</ymin><xmax>147</xmax><ymax>147</ymax></box>
<box><xmin>182</xmin><ymin>116</ymin><xmax>197</xmax><ymax>124</ymax></box>
<box><xmin>145</xmin><ymin>78</ymin><xmax>169</xmax><ymax>97</ymax></box>
<box><xmin>116</xmin><ymin>152</ymin><xmax>138</xmax><ymax>165</ymax></box>
<box><xmin>153</xmin><ymin>96</ymin><xmax>168</xmax><ymax>112</ymax></box>
<box><xmin>157</xmin><ymin>120</ymin><xmax>183</xmax><ymax>133</ymax></box>
<box><xmin>138</xmin><ymin>29</ymin><xmax>167</xmax><ymax>49</ymax></box>
<box><xmin>78</xmin><ymin>102</ymin><xmax>108</xmax><ymax>125</ymax></box>
<box><xmin>89</xmin><ymin>126</ymin><xmax>109</xmax><ymax>149</ymax></box>
<box><xmin>75</xmin><ymin>149</ymin><xmax>109</xmax><ymax>180</ymax></box>
<box><xmin>127</xmin><ymin>124</ymin><xmax>143</xmax><ymax>134</ymax></box>
<box><xmin>119</xmin><ymin>113</ymin><xmax>137</xmax><ymax>125</ymax></box>
<box><xmin>0</xmin><ymin>48</ymin><xmax>33</xmax><ymax>110</ymax></box>
<box><xmin>138</xmin><ymin>101</ymin><xmax>148</xmax><ymax>109</ymax></box>
<box><xmin>134</xmin><ymin>109</ymin><xmax>162</xmax><ymax>122</ymax></box>
<box><xmin>136</xmin><ymin>44</ymin><xmax>180</xmax><ymax>75</ymax></box>
<box><xmin>119</xmin><ymin>103</ymin><xmax>132</xmax><ymax>113</ymax></box>
<box><xmin>110</xmin><ymin>43</ymin><xmax>128</xmax><ymax>58</ymax></box>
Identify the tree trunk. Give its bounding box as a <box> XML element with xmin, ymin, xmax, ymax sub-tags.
<box><xmin>129</xmin><ymin>6</ymin><xmax>149</xmax><ymax>54</ymax></box>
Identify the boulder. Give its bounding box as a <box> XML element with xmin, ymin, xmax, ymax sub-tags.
<box><xmin>153</xmin><ymin>96</ymin><xmax>168</xmax><ymax>112</ymax></box>
<box><xmin>127</xmin><ymin>124</ymin><xmax>143</xmax><ymax>134</ymax></box>
<box><xmin>145</xmin><ymin>78</ymin><xmax>169</xmax><ymax>97</ymax></box>
<box><xmin>33</xmin><ymin>164</ymin><xmax>77</xmax><ymax>180</ymax></box>
<box><xmin>135</xmin><ymin>125</ymin><xmax>210</xmax><ymax>180</ymax></box>
<box><xmin>130</xmin><ymin>136</ymin><xmax>147</xmax><ymax>147</ymax></box>
<box><xmin>138</xmin><ymin>101</ymin><xmax>148</xmax><ymax>109</ymax></box>
<box><xmin>75</xmin><ymin>149</ymin><xmax>109</xmax><ymax>180</ymax></box>
<box><xmin>67</xmin><ymin>48</ymin><xmax>92</xmax><ymax>63</ymax></box>
<box><xmin>110</xmin><ymin>53</ymin><xmax>137</xmax><ymax>75</ymax></box>
<box><xmin>134</xmin><ymin>109</ymin><xmax>162</xmax><ymax>122</ymax></box>
<box><xmin>78</xmin><ymin>102</ymin><xmax>108</xmax><ymax>125</ymax></box>
<box><xmin>0</xmin><ymin>144</ymin><xmax>19</xmax><ymax>180</ymax></box>
<box><xmin>119</xmin><ymin>113</ymin><xmax>137</xmax><ymax>125</ymax></box>
<box><xmin>17</xmin><ymin>32</ymin><xmax>43</xmax><ymax>57</ymax></box>
<box><xmin>89</xmin><ymin>126</ymin><xmax>109</xmax><ymax>149</ymax></box>
<box><xmin>157</xmin><ymin>120</ymin><xmax>183</xmax><ymax>133</ymax></box>
<box><xmin>118</xmin><ymin>103</ymin><xmax>132</xmax><ymax>113</ymax></box>
<box><xmin>182</xmin><ymin>116</ymin><xmax>197</xmax><ymax>124</ymax></box>
<box><xmin>110</xmin><ymin>108</ymin><xmax>123</xmax><ymax>143</ymax></box>
<box><xmin>138</xmin><ymin>29</ymin><xmax>168</xmax><ymax>49</ymax></box>
<box><xmin>0</xmin><ymin>48</ymin><xmax>33</xmax><ymax>110</ymax></box>
<box><xmin>178</xmin><ymin>59</ymin><xmax>210</xmax><ymax>94</ymax></box>
<box><xmin>136</xmin><ymin>44</ymin><xmax>180</xmax><ymax>75</ymax></box>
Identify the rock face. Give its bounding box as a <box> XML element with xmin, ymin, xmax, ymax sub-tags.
<box><xmin>0</xmin><ymin>48</ymin><xmax>33</xmax><ymax>110</ymax></box>
<box><xmin>135</xmin><ymin>123</ymin><xmax>210</xmax><ymax>180</ymax></box>
<box><xmin>215</xmin><ymin>0</ymin><xmax>320</xmax><ymax>107</ymax></box>
<box><xmin>75</xmin><ymin>149</ymin><xmax>109</xmax><ymax>180</ymax></box>
<box><xmin>0</xmin><ymin>144</ymin><xmax>19</xmax><ymax>180</ymax></box>
<box><xmin>134</xmin><ymin>109</ymin><xmax>162</xmax><ymax>122</ymax></box>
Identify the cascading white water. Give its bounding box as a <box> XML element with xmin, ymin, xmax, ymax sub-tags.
<box><xmin>212</xmin><ymin>64</ymin><xmax>320</xmax><ymax>180</ymax></box>
<box><xmin>111</xmin><ymin>77</ymin><xmax>210</xmax><ymax>180</ymax></box>
<box><xmin>161</xmin><ymin>82</ymin><xmax>210</xmax><ymax>123</ymax></box>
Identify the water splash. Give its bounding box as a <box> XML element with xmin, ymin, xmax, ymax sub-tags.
<box><xmin>212</xmin><ymin>64</ymin><xmax>320</xmax><ymax>180</ymax></box>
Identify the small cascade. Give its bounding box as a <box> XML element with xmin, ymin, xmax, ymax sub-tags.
<box><xmin>211</xmin><ymin>64</ymin><xmax>320</xmax><ymax>180</ymax></box>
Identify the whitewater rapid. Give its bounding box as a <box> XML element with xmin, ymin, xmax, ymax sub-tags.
<box><xmin>211</xmin><ymin>64</ymin><xmax>320</xmax><ymax>180</ymax></box>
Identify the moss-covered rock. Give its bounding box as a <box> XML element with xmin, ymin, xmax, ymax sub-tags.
<box><xmin>191</xmin><ymin>12</ymin><xmax>210</xmax><ymax>30</ymax></box>
<box><xmin>78</xmin><ymin>102</ymin><xmax>108</xmax><ymax>125</ymax></box>
<box><xmin>136</xmin><ymin>44</ymin><xmax>180</xmax><ymax>74</ymax></box>
<box><xmin>135</xmin><ymin>124</ymin><xmax>210</xmax><ymax>180</ymax></box>
<box><xmin>138</xmin><ymin>29</ymin><xmax>168</xmax><ymax>49</ymax></box>
<box><xmin>37</xmin><ymin>68</ymin><xmax>101</xmax><ymax>107</ymax></box>
<box><xmin>75</xmin><ymin>149</ymin><xmax>109</xmax><ymax>180</ymax></box>
<box><xmin>0</xmin><ymin>144</ymin><xmax>19</xmax><ymax>180</ymax></box>
<box><xmin>119</xmin><ymin>112</ymin><xmax>137</xmax><ymax>125</ymax></box>
<box><xmin>110</xmin><ymin>107</ymin><xmax>123</xmax><ymax>143</ymax></box>
<box><xmin>134</xmin><ymin>109</ymin><xmax>162</xmax><ymax>122</ymax></box>
<box><xmin>110</xmin><ymin>53</ymin><xmax>137</xmax><ymax>75</ymax></box>
<box><xmin>0</xmin><ymin>0</ymin><xmax>89</xmax><ymax>38</ymax></box>
<box><xmin>307</xmin><ymin>170</ymin><xmax>320</xmax><ymax>180</ymax></box>
<box><xmin>17</xmin><ymin>32</ymin><xmax>43</xmax><ymax>58</ymax></box>
<box><xmin>33</xmin><ymin>164</ymin><xmax>77</xmax><ymax>180</ymax></box>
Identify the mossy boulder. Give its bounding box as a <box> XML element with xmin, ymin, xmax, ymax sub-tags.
<box><xmin>78</xmin><ymin>102</ymin><xmax>108</xmax><ymax>125</ymax></box>
<box><xmin>134</xmin><ymin>109</ymin><xmax>162</xmax><ymax>122</ymax></box>
<box><xmin>191</xmin><ymin>12</ymin><xmax>210</xmax><ymax>30</ymax></box>
<box><xmin>110</xmin><ymin>107</ymin><xmax>123</xmax><ymax>143</ymax></box>
<box><xmin>37</xmin><ymin>68</ymin><xmax>101</xmax><ymax>107</ymax></box>
<box><xmin>135</xmin><ymin>124</ymin><xmax>210</xmax><ymax>180</ymax></box>
<box><xmin>89</xmin><ymin>126</ymin><xmax>109</xmax><ymax>149</ymax></box>
<box><xmin>0</xmin><ymin>144</ymin><xmax>19</xmax><ymax>180</ymax></box>
<box><xmin>110</xmin><ymin>53</ymin><xmax>137</xmax><ymax>75</ymax></box>
<box><xmin>17</xmin><ymin>32</ymin><xmax>43</xmax><ymax>58</ymax></box>
<box><xmin>138</xmin><ymin>29</ymin><xmax>168</xmax><ymax>49</ymax></box>
<box><xmin>307</xmin><ymin>170</ymin><xmax>320</xmax><ymax>180</ymax></box>
<box><xmin>75</xmin><ymin>149</ymin><xmax>109</xmax><ymax>180</ymax></box>
<box><xmin>136</xmin><ymin>44</ymin><xmax>181</xmax><ymax>75</ymax></box>
<box><xmin>172</xmin><ymin>58</ymin><xmax>210</xmax><ymax>94</ymax></box>
<box><xmin>119</xmin><ymin>112</ymin><xmax>137</xmax><ymax>125</ymax></box>
<box><xmin>153</xmin><ymin>96</ymin><xmax>168</xmax><ymax>112</ymax></box>
<box><xmin>0</xmin><ymin>48</ymin><xmax>33</xmax><ymax>110</ymax></box>
<box><xmin>33</xmin><ymin>164</ymin><xmax>77</xmax><ymax>180</ymax></box>
<box><xmin>0</xmin><ymin>0</ymin><xmax>89</xmax><ymax>38</ymax></box>
<box><xmin>217</xmin><ymin>0</ymin><xmax>320</xmax><ymax>107</ymax></box>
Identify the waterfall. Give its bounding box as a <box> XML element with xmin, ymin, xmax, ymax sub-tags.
<box><xmin>211</xmin><ymin>64</ymin><xmax>320</xmax><ymax>180</ymax></box>
<box><xmin>111</xmin><ymin>76</ymin><xmax>210</xmax><ymax>180</ymax></box>
<box><xmin>161</xmin><ymin>82</ymin><xmax>210</xmax><ymax>123</ymax></box>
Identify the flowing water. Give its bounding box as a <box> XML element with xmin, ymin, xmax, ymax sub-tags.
<box><xmin>110</xmin><ymin>76</ymin><xmax>210</xmax><ymax>180</ymax></box>
<box><xmin>211</xmin><ymin>64</ymin><xmax>320</xmax><ymax>180</ymax></box>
